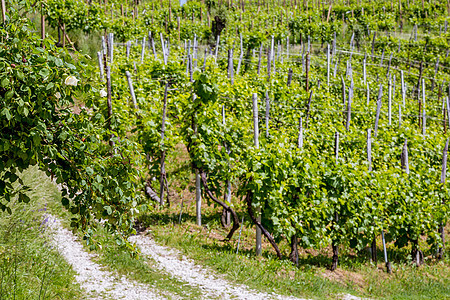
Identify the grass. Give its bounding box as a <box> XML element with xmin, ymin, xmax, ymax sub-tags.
<box><xmin>0</xmin><ymin>166</ymin><xmax>83</xmax><ymax>299</ymax></box>
<box><xmin>88</xmin><ymin>224</ymin><xmax>206</xmax><ymax>299</ymax></box>
<box><xmin>139</xmin><ymin>208</ymin><xmax>355</xmax><ymax>300</ymax></box>
<box><xmin>139</xmin><ymin>206</ymin><xmax>450</xmax><ymax>300</ymax></box>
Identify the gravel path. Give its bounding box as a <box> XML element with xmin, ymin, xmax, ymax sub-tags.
<box><xmin>129</xmin><ymin>232</ymin><xmax>307</xmax><ymax>300</ymax></box>
<box><xmin>47</xmin><ymin>215</ymin><xmax>166</xmax><ymax>300</ymax></box>
<box><xmin>47</xmin><ymin>213</ymin><xmax>361</xmax><ymax>300</ymax></box>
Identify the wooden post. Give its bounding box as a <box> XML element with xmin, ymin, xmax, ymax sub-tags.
<box><xmin>414</xmin><ymin>24</ymin><xmax>418</xmax><ymax>41</ymax></box>
<box><xmin>341</xmin><ymin>76</ymin><xmax>346</xmax><ymax>105</ymax></box>
<box><xmin>422</xmin><ymin>79</ymin><xmax>426</xmax><ymax>135</ymax></box>
<box><xmin>191</xmin><ymin>94</ymin><xmax>202</xmax><ymax>225</ymax></box>
<box><xmin>214</xmin><ymin>35</ymin><xmax>220</xmax><ymax>63</ymax></box>
<box><xmin>305</xmin><ymin>91</ymin><xmax>313</xmax><ymax>127</ymax></box>
<box><xmin>401</xmin><ymin>139</ymin><xmax>409</xmax><ymax>174</ymax></box>
<box><xmin>252</xmin><ymin>93</ymin><xmax>262</xmax><ymax>256</ymax></box>
<box><xmin>447</xmin><ymin>97</ymin><xmax>450</xmax><ymax>130</ymax></box>
<box><xmin>333</xmin><ymin>58</ymin><xmax>338</xmax><ymax>78</ymax></box>
<box><xmin>307</xmin><ymin>36</ymin><xmax>310</xmax><ymax>53</ymax></box>
<box><xmin>438</xmin><ymin>139</ymin><xmax>449</xmax><ymax>259</ymax></box>
<box><xmin>335</xmin><ymin>132</ymin><xmax>339</xmax><ymax>162</ymax></box>
<box><xmin>349</xmin><ymin>31</ymin><xmax>355</xmax><ymax>58</ymax></box>
<box><xmin>286</xmin><ymin>36</ymin><xmax>289</xmax><ymax>59</ymax></box>
<box><xmin>228</xmin><ymin>48</ymin><xmax>234</xmax><ymax>85</ymax></box>
<box><xmin>1</xmin><ymin>0</ymin><xmax>5</xmax><ymax>24</ymax></box>
<box><xmin>111</xmin><ymin>3</ymin><xmax>114</xmax><ymax>20</ymax></box>
<box><xmin>326</xmin><ymin>3</ymin><xmax>332</xmax><ymax>22</ymax></box>
<box><xmin>388</xmin><ymin>76</ymin><xmax>392</xmax><ymax>126</ymax></box>
<box><xmin>367</xmin><ymin>127</ymin><xmax>378</xmax><ymax>263</ymax></box>
<box><xmin>126</xmin><ymin>41</ymin><xmax>131</xmax><ymax>59</ymax></box>
<box><xmin>346</xmin><ymin>81</ymin><xmax>352</xmax><ymax>131</ymax></box>
<box><xmin>222</xmin><ymin>105</ymin><xmax>231</xmax><ymax>227</ymax></box>
<box><xmin>331</xmin><ymin>131</ymin><xmax>340</xmax><ymax>271</ymax></box>
<box><xmin>265</xmin><ymin>91</ymin><xmax>270</xmax><ymax>138</ymax></box>
<box><xmin>298</xmin><ymin>117</ymin><xmax>303</xmax><ymax>148</ymax></box>
<box><xmin>266</xmin><ymin>46</ymin><xmax>271</xmax><ymax>82</ymax></box>
<box><xmin>41</xmin><ymin>3</ymin><xmax>45</xmax><ymax>48</ymax></box>
<box><xmin>189</xmin><ymin>53</ymin><xmax>193</xmax><ymax>82</ymax></box>
<box><xmin>97</xmin><ymin>52</ymin><xmax>104</xmax><ymax>81</ymax></box>
<box><xmin>381</xmin><ymin>230</ymin><xmax>392</xmax><ymax>273</ymax></box>
<box><xmin>306</xmin><ymin>52</ymin><xmax>310</xmax><ymax>92</ymax></box>
<box><xmin>105</xmin><ymin>66</ymin><xmax>115</xmax><ymax>149</ymax></box>
<box><xmin>363</xmin><ymin>54</ymin><xmax>367</xmax><ymax>85</ymax></box>
<box><xmin>108</xmin><ymin>33</ymin><xmax>114</xmax><ymax>64</ymax></box>
<box><xmin>160</xmin><ymin>33</ymin><xmax>167</xmax><ymax>65</ymax></box>
<box><xmin>101</xmin><ymin>36</ymin><xmax>106</xmax><ymax>55</ymax></box>
<box><xmin>159</xmin><ymin>83</ymin><xmax>169</xmax><ymax>206</ymax></box>
<box><xmin>441</xmin><ymin>139</ymin><xmax>448</xmax><ymax>184</ymax></box>
<box><xmin>301</xmin><ymin>45</ymin><xmax>305</xmax><ymax>72</ymax></box>
<box><xmin>332</xmin><ymin>32</ymin><xmax>336</xmax><ymax>58</ymax></box>
<box><xmin>140</xmin><ymin>37</ymin><xmax>146</xmax><ymax>63</ymax></box>
<box><xmin>367</xmin><ymin>128</ymin><xmax>372</xmax><ymax>172</ymax></box>
<box><xmin>125</xmin><ymin>71</ymin><xmax>138</xmax><ymax>110</ymax></box>
<box><xmin>195</xmin><ymin>167</ymin><xmax>201</xmax><ymax>225</ymax></box>
<box><xmin>374</xmin><ymin>84</ymin><xmax>383</xmax><ymax>137</ymax></box>
<box><xmin>193</xmin><ymin>34</ymin><xmax>197</xmax><ymax>68</ymax></box>
<box><xmin>327</xmin><ymin>44</ymin><xmax>330</xmax><ymax>86</ymax></box>
<box><xmin>401</xmin><ymin>138</ymin><xmax>416</xmax><ymax>268</ymax></box>
<box><xmin>277</xmin><ymin>41</ymin><xmax>282</xmax><ymax>65</ymax></box>
<box><xmin>401</xmin><ymin>70</ymin><xmax>405</xmax><ymax>106</ymax></box>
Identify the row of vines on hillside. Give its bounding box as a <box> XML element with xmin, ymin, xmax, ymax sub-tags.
<box><xmin>3</xmin><ymin>0</ymin><xmax>450</xmax><ymax>271</ymax></box>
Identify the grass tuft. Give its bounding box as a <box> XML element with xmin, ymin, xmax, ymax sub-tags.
<box><xmin>0</xmin><ymin>166</ymin><xmax>83</xmax><ymax>299</ymax></box>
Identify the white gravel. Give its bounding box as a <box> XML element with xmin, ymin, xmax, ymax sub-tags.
<box><xmin>129</xmin><ymin>232</ymin><xmax>307</xmax><ymax>300</ymax></box>
<box><xmin>341</xmin><ymin>294</ymin><xmax>364</xmax><ymax>300</ymax></box>
<box><xmin>47</xmin><ymin>215</ymin><xmax>166</xmax><ymax>300</ymax></box>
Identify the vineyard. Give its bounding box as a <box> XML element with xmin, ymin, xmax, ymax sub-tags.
<box><xmin>1</xmin><ymin>0</ymin><xmax>450</xmax><ymax>298</ymax></box>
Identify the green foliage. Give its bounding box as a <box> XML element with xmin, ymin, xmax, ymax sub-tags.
<box><xmin>1</xmin><ymin>3</ymin><xmax>145</xmax><ymax>252</ymax></box>
<box><xmin>46</xmin><ymin>0</ymin><xmax>105</xmax><ymax>34</ymax></box>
